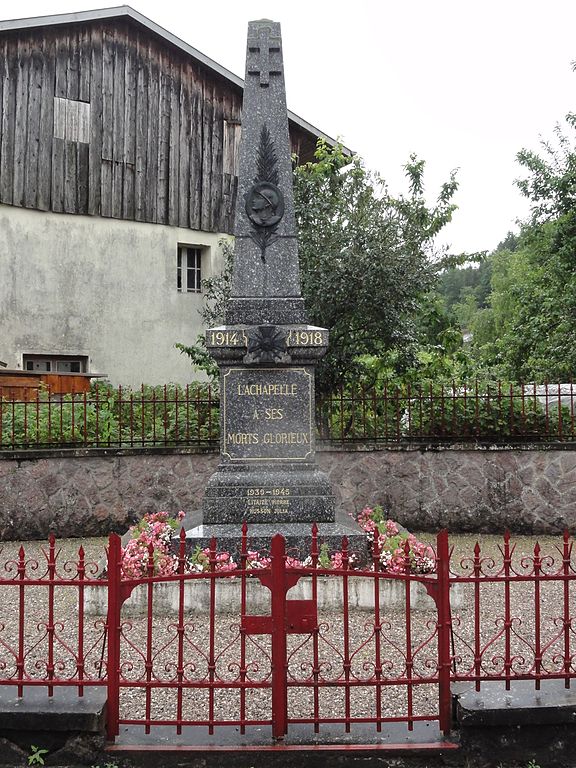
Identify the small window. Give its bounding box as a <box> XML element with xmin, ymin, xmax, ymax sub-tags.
<box><xmin>56</xmin><ymin>360</ymin><xmax>81</xmax><ymax>373</ymax></box>
<box><xmin>177</xmin><ymin>246</ymin><xmax>202</xmax><ymax>293</ymax></box>
<box><xmin>23</xmin><ymin>355</ymin><xmax>88</xmax><ymax>373</ymax></box>
<box><xmin>53</xmin><ymin>97</ymin><xmax>91</xmax><ymax>143</ymax></box>
<box><xmin>26</xmin><ymin>359</ymin><xmax>51</xmax><ymax>372</ymax></box>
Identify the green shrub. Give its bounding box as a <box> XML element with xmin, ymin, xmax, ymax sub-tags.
<box><xmin>0</xmin><ymin>382</ymin><xmax>219</xmax><ymax>449</ymax></box>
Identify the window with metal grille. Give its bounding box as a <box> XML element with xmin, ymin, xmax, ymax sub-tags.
<box><xmin>177</xmin><ymin>246</ymin><xmax>202</xmax><ymax>293</ymax></box>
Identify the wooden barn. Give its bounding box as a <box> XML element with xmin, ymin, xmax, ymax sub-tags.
<box><xmin>0</xmin><ymin>7</ymin><xmax>340</xmax><ymax>386</ymax></box>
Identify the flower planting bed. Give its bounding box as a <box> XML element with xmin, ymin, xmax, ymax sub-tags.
<box><xmin>84</xmin><ymin>569</ymin><xmax>464</xmax><ymax>616</ymax></box>
<box><xmin>81</xmin><ymin>505</ymin><xmax>456</xmax><ymax>615</ymax></box>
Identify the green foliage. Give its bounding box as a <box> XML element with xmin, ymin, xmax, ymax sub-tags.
<box><xmin>27</xmin><ymin>746</ymin><xmax>48</xmax><ymax>767</ymax></box>
<box><xmin>318</xmin><ymin>542</ymin><xmax>332</xmax><ymax>569</ymax></box>
<box><xmin>0</xmin><ymin>382</ymin><xmax>219</xmax><ymax>449</ymax></box>
<box><xmin>317</xmin><ymin>380</ymin><xmax>572</xmax><ymax>441</ymax></box>
<box><xmin>294</xmin><ymin>142</ymin><xmax>458</xmax><ymax>394</ymax></box>
<box><xmin>438</xmin><ymin>256</ymin><xmax>493</xmax><ymax>313</ymax></box>
<box><xmin>432</xmin><ymin>110</ymin><xmax>576</xmax><ymax>382</ymax></box>
<box><xmin>90</xmin><ymin>761</ymin><xmax>119</xmax><ymax>768</ymax></box>
<box><xmin>467</xmin><ymin>216</ymin><xmax>576</xmax><ymax>380</ymax></box>
<box><xmin>516</xmin><ymin>112</ymin><xmax>576</xmax><ymax>223</ymax></box>
<box><xmin>175</xmin><ymin>336</ymin><xmax>219</xmax><ymax>382</ymax></box>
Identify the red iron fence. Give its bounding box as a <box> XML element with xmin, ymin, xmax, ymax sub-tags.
<box><xmin>0</xmin><ymin>381</ymin><xmax>575</xmax><ymax>450</ymax></box>
<box><xmin>1</xmin><ymin>528</ymin><xmax>575</xmax><ymax>743</ymax></box>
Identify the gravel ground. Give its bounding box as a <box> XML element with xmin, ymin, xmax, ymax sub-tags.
<box><xmin>0</xmin><ymin>532</ymin><xmax>572</xmax><ymax>730</ymax></box>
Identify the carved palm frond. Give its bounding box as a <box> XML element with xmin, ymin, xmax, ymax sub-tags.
<box><xmin>255</xmin><ymin>125</ymin><xmax>279</xmax><ymax>185</ymax></box>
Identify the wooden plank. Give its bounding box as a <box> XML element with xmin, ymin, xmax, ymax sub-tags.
<box><xmin>189</xmin><ymin>77</ymin><xmax>202</xmax><ymax>229</ymax></box>
<box><xmin>177</xmin><ymin>67</ymin><xmax>190</xmax><ymax>227</ymax></box>
<box><xmin>88</xmin><ymin>26</ymin><xmax>103</xmax><ymax>215</ymax></box>
<box><xmin>134</xmin><ymin>35</ymin><xmax>148</xmax><ymax>222</ymax></box>
<box><xmin>222</xmin><ymin>118</ymin><xmax>231</xmax><ymax>175</ymax></box>
<box><xmin>36</xmin><ymin>33</ymin><xmax>55</xmax><ymax>211</ymax></box>
<box><xmin>12</xmin><ymin>37</ymin><xmax>31</xmax><ymax>207</ymax></box>
<box><xmin>77</xmin><ymin>101</ymin><xmax>90</xmax><ymax>143</ymax></box>
<box><xmin>156</xmin><ymin>50</ymin><xmax>170</xmax><ymax>223</ymax></box>
<box><xmin>24</xmin><ymin>44</ymin><xmax>43</xmax><ymax>208</ymax></box>
<box><xmin>210</xmin><ymin>89</ymin><xmax>223</xmax><ymax>232</ymax></box>
<box><xmin>66</xmin><ymin>28</ymin><xmax>79</xmax><ymax>101</ymax></box>
<box><xmin>79</xmin><ymin>26</ymin><xmax>90</xmax><ymax>102</ymax></box>
<box><xmin>0</xmin><ymin>37</ymin><xmax>16</xmax><ymax>205</ymax></box>
<box><xmin>65</xmin><ymin>98</ymin><xmax>78</xmax><ymax>140</ymax></box>
<box><xmin>101</xmin><ymin>27</ymin><xmax>114</xmax><ymax>162</ymax></box>
<box><xmin>122</xmin><ymin>162</ymin><xmax>134</xmax><ymax>220</ymax></box>
<box><xmin>0</xmin><ymin>375</ymin><xmax>40</xmax><ymax>387</ymax></box>
<box><xmin>219</xmin><ymin>85</ymin><xmax>239</xmax><ymax>225</ymax></box>
<box><xmin>51</xmin><ymin>136</ymin><xmax>65</xmax><ymax>212</ymax></box>
<box><xmin>100</xmin><ymin>27</ymin><xmax>114</xmax><ymax>216</ymax></box>
<box><xmin>54</xmin><ymin>33</ymin><xmax>68</xmax><ymax>98</ymax></box>
<box><xmin>229</xmin><ymin>174</ymin><xmax>238</xmax><ymax>233</ymax></box>
<box><xmin>221</xmin><ymin>90</ymin><xmax>235</xmax><ymax>233</ymax></box>
<box><xmin>200</xmin><ymin>79</ymin><xmax>213</xmax><ymax>232</ymax></box>
<box><xmin>111</xmin><ymin>28</ymin><xmax>125</xmax><ymax>217</ymax></box>
<box><xmin>145</xmin><ymin>41</ymin><xmax>159</xmax><ymax>222</ymax></box>
<box><xmin>51</xmin><ymin>33</ymin><xmax>68</xmax><ymax>213</ymax></box>
<box><xmin>122</xmin><ymin>34</ymin><xmax>136</xmax><ymax>220</ymax></box>
<box><xmin>0</xmin><ymin>38</ymin><xmax>4</xmax><ymax>177</ymax></box>
<box><xmin>69</xmin><ymin>27</ymin><xmax>89</xmax><ymax>215</ymax></box>
<box><xmin>100</xmin><ymin>158</ymin><xmax>112</xmax><ymax>217</ymax></box>
<box><xmin>53</xmin><ymin>97</ymin><xmax>66</xmax><ymax>139</ymax></box>
<box><xmin>221</xmin><ymin>172</ymin><xmax>232</xmax><ymax>234</ymax></box>
<box><xmin>167</xmin><ymin>57</ymin><xmax>180</xmax><ymax>226</ymax></box>
<box><xmin>77</xmin><ymin>141</ymin><xmax>89</xmax><ymax>214</ymax></box>
<box><xmin>63</xmin><ymin>136</ymin><xmax>77</xmax><ymax>213</ymax></box>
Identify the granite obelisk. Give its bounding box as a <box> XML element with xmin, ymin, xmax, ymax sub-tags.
<box><xmin>187</xmin><ymin>20</ymin><xmax>363</xmax><ymax>556</ymax></box>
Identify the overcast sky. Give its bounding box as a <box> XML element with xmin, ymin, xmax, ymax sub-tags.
<box><xmin>6</xmin><ymin>0</ymin><xmax>576</xmax><ymax>255</ymax></box>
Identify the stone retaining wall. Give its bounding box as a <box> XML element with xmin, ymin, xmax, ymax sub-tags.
<box><xmin>1</xmin><ymin>444</ymin><xmax>575</xmax><ymax>540</ymax></box>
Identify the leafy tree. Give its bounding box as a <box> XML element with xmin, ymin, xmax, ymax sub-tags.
<box><xmin>436</xmin><ymin>256</ymin><xmax>492</xmax><ymax>313</ymax></box>
<box><xmin>516</xmin><ymin>113</ymin><xmax>576</xmax><ymax>223</ymax></box>
<box><xmin>470</xmin><ymin>216</ymin><xmax>576</xmax><ymax>380</ymax></box>
<box><xmin>294</xmin><ymin>143</ymin><xmax>458</xmax><ymax>393</ymax></box>
<box><xmin>464</xmin><ymin>111</ymin><xmax>576</xmax><ymax>380</ymax></box>
<box><xmin>435</xmin><ymin>110</ymin><xmax>576</xmax><ymax>382</ymax></box>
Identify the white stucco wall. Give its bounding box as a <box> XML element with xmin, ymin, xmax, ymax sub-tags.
<box><xmin>0</xmin><ymin>204</ymin><xmax>228</xmax><ymax>385</ymax></box>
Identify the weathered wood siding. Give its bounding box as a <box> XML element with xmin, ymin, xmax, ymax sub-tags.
<box><xmin>0</xmin><ymin>20</ymin><xmax>310</xmax><ymax>233</ymax></box>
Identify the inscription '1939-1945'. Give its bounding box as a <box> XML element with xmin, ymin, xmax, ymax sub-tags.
<box><xmin>222</xmin><ymin>367</ymin><xmax>313</xmax><ymax>461</ymax></box>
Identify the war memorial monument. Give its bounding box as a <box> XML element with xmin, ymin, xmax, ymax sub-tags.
<box><xmin>187</xmin><ymin>19</ymin><xmax>365</xmax><ymax>557</ymax></box>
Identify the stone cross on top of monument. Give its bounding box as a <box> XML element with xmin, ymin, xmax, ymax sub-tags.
<box><xmin>226</xmin><ymin>19</ymin><xmax>306</xmax><ymax>326</ymax></box>
<box><xmin>246</xmin><ymin>22</ymin><xmax>283</xmax><ymax>87</ymax></box>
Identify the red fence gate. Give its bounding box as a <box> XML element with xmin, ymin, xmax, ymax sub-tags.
<box><xmin>104</xmin><ymin>528</ymin><xmax>452</xmax><ymax>741</ymax></box>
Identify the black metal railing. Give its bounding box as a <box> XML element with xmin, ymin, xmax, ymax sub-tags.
<box><xmin>1</xmin><ymin>381</ymin><xmax>575</xmax><ymax>450</ymax></box>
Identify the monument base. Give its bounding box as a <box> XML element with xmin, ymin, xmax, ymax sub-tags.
<box><xmin>184</xmin><ymin>520</ymin><xmax>370</xmax><ymax>566</ymax></box>
<box><xmin>202</xmin><ymin>464</ymin><xmax>335</xmax><ymax>524</ymax></box>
